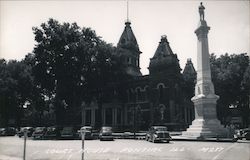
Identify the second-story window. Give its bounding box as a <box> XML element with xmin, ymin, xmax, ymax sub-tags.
<box><xmin>136</xmin><ymin>88</ymin><xmax>142</xmax><ymax>101</ymax></box>
<box><xmin>159</xmin><ymin>85</ymin><xmax>164</xmax><ymax>101</ymax></box>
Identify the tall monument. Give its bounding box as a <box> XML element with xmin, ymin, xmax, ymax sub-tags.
<box><xmin>182</xmin><ymin>2</ymin><xmax>228</xmax><ymax>138</ymax></box>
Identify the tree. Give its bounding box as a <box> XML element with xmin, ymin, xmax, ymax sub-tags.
<box><xmin>0</xmin><ymin>58</ymin><xmax>36</xmax><ymax>127</ymax></box>
<box><xmin>32</xmin><ymin>19</ymin><xmax>120</xmax><ymax>125</ymax></box>
<box><xmin>210</xmin><ymin>53</ymin><xmax>249</xmax><ymax>127</ymax></box>
<box><xmin>241</xmin><ymin>65</ymin><xmax>250</xmax><ymax>127</ymax></box>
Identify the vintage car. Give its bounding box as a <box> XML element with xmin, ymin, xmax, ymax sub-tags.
<box><xmin>99</xmin><ymin>126</ymin><xmax>114</xmax><ymax>141</ymax></box>
<box><xmin>17</xmin><ymin>127</ymin><xmax>34</xmax><ymax>137</ymax></box>
<box><xmin>60</xmin><ymin>127</ymin><xmax>77</xmax><ymax>139</ymax></box>
<box><xmin>44</xmin><ymin>126</ymin><xmax>61</xmax><ymax>139</ymax></box>
<box><xmin>145</xmin><ymin>126</ymin><xmax>172</xmax><ymax>143</ymax></box>
<box><xmin>32</xmin><ymin>127</ymin><xmax>47</xmax><ymax>139</ymax></box>
<box><xmin>77</xmin><ymin>126</ymin><xmax>94</xmax><ymax>140</ymax></box>
<box><xmin>235</xmin><ymin>128</ymin><xmax>250</xmax><ymax>140</ymax></box>
<box><xmin>0</xmin><ymin>127</ymin><xmax>16</xmax><ymax>136</ymax></box>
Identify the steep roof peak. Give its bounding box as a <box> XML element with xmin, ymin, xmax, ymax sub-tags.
<box><xmin>183</xmin><ymin>58</ymin><xmax>196</xmax><ymax>75</ymax></box>
<box><xmin>152</xmin><ymin>35</ymin><xmax>174</xmax><ymax>59</ymax></box>
<box><xmin>117</xmin><ymin>21</ymin><xmax>140</xmax><ymax>52</ymax></box>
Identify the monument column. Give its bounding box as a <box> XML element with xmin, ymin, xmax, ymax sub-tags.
<box><xmin>182</xmin><ymin>2</ymin><xmax>228</xmax><ymax>138</ymax></box>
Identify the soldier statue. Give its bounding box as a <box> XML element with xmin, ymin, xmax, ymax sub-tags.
<box><xmin>199</xmin><ymin>2</ymin><xmax>205</xmax><ymax>21</ymax></box>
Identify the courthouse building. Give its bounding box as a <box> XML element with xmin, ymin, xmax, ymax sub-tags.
<box><xmin>80</xmin><ymin>21</ymin><xmax>196</xmax><ymax>131</ymax></box>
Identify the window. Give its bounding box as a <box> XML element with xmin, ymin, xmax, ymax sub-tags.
<box><xmin>136</xmin><ymin>88</ymin><xmax>142</xmax><ymax>101</ymax></box>
<box><xmin>145</xmin><ymin>87</ymin><xmax>149</xmax><ymax>100</ymax></box>
<box><xmin>136</xmin><ymin>59</ymin><xmax>139</xmax><ymax>67</ymax></box>
<box><xmin>127</xmin><ymin>57</ymin><xmax>131</xmax><ymax>64</ymax></box>
<box><xmin>159</xmin><ymin>85</ymin><xmax>164</xmax><ymax>101</ymax></box>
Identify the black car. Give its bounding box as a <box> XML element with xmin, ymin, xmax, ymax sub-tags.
<box><xmin>32</xmin><ymin>127</ymin><xmax>47</xmax><ymax>139</ymax></box>
<box><xmin>17</xmin><ymin>127</ymin><xmax>34</xmax><ymax>137</ymax></box>
<box><xmin>44</xmin><ymin>126</ymin><xmax>61</xmax><ymax>139</ymax></box>
<box><xmin>145</xmin><ymin>126</ymin><xmax>172</xmax><ymax>143</ymax></box>
<box><xmin>234</xmin><ymin>128</ymin><xmax>250</xmax><ymax>140</ymax></box>
<box><xmin>99</xmin><ymin>126</ymin><xmax>114</xmax><ymax>141</ymax></box>
<box><xmin>60</xmin><ymin>127</ymin><xmax>77</xmax><ymax>139</ymax></box>
<box><xmin>0</xmin><ymin>127</ymin><xmax>16</xmax><ymax>136</ymax></box>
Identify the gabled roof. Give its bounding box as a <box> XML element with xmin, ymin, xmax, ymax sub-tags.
<box><xmin>152</xmin><ymin>35</ymin><xmax>174</xmax><ymax>58</ymax></box>
<box><xmin>183</xmin><ymin>59</ymin><xmax>196</xmax><ymax>76</ymax></box>
<box><xmin>117</xmin><ymin>21</ymin><xmax>140</xmax><ymax>52</ymax></box>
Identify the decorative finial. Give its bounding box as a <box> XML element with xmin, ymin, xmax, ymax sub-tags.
<box><xmin>199</xmin><ymin>2</ymin><xmax>205</xmax><ymax>21</ymax></box>
<box><xmin>161</xmin><ymin>35</ymin><xmax>167</xmax><ymax>40</ymax></box>
<box><xmin>160</xmin><ymin>35</ymin><xmax>168</xmax><ymax>43</ymax></box>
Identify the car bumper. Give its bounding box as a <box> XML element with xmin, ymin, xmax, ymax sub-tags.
<box><xmin>100</xmin><ymin>136</ymin><xmax>114</xmax><ymax>140</ymax></box>
<box><xmin>155</xmin><ymin>137</ymin><xmax>171</xmax><ymax>141</ymax></box>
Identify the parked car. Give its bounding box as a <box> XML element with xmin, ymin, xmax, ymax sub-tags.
<box><xmin>0</xmin><ymin>128</ymin><xmax>4</xmax><ymax>136</ymax></box>
<box><xmin>234</xmin><ymin>129</ymin><xmax>244</xmax><ymax>140</ymax></box>
<box><xmin>145</xmin><ymin>126</ymin><xmax>172</xmax><ymax>143</ymax></box>
<box><xmin>32</xmin><ymin>127</ymin><xmax>47</xmax><ymax>139</ymax></box>
<box><xmin>17</xmin><ymin>127</ymin><xmax>34</xmax><ymax>137</ymax></box>
<box><xmin>77</xmin><ymin>126</ymin><xmax>94</xmax><ymax>140</ymax></box>
<box><xmin>241</xmin><ymin>128</ymin><xmax>250</xmax><ymax>140</ymax></box>
<box><xmin>60</xmin><ymin>127</ymin><xmax>77</xmax><ymax>139</ymax></box>
<box><xmin>0</xmin><ymin>127</ymin><xmax>16</xmax><ymax>136</ymax></box>
<box><xmin>44</xmin><ymin>126</ymin><xmax>61</xmax><ymax>139</ymax></box>
<box><xmin>99</xmin><ymin>126</ymin><xmax>114</xmax><ymax>141</ymax></box>
<box><xmin>234</xmin><ymin>128</ymin><xmax>250</xmax><ymax>140</ymax></box>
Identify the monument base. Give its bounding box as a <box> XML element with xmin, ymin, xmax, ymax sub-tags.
<box><xmin>182</xmin><ymin>118</ymin><xmax>229</xmax><ymax>138</ymax></box>
<box><xmin>182</xmin><ymin>95</ymin><xmax>229</xmax><ymax>138</ymax></box>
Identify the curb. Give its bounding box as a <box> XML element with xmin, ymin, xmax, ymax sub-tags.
<box><xmin>171</xmin><ymin>136</ymin><xmax>237</xmax><ymax>142</ymax></box>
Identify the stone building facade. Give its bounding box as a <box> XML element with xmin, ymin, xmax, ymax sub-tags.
<box><xmin>82</xmin><ymin>21</ymin><xmax>196</xmax><ymax>131</ymax></box>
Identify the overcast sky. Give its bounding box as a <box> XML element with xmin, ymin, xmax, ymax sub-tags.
<box><xmin>0</xmin><ymin>0</ymin><xmax>249</xmax><ymax>75</ymax></box>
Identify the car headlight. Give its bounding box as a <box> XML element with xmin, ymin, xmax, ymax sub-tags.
<box><xmin>154</xmin><ymin>134</ymin><xmax>158</xmax><ymax>138</ymax></box>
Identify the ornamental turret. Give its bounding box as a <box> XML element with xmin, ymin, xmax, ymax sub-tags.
<box><xmin>116</xmin><ymin>21</ymin><xmax>142</xmax><ymax>76</ymax></box>
<box><xmin>149</xmin><ymin>35</ymin><xmax>181</xmax><ymax>77</ymax></box>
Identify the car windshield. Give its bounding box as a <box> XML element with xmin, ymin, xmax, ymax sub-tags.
<box><xmin>102</xmin><ymin>127</ymin><xmax>112</xmax><ymax>132</ymax></box>
<box><xmin>47</xmin><ymin>127</ymin><xmax>56</xmax><ymax>131</ymax></box>
<box><xmin>35</xmin><ymin>127</ymin><xmax>44</xmax><ymax>131</ymax></box>
<box><xmin>155</xmin><ymin>127</ymin><xmax>167</xmax><ymax>131</ymax></box>
<box><xmin>63</xmin><ymin>127</ymin><xmax>73</xmax><ymax>132</ymax></box>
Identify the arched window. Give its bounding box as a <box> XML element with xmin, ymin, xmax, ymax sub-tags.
<box><xmin>127</xmin><ymin>90</ymin><xmax>130</xmax><ymax>102</ymax></box>
<box><xmin>145</xmin><ymin>86</ymin><xmax>149</xmax><ymax>101</ymax></box>
<box><xmin>136</xmin><ymin>59</ymin><xmax>139</xmax><ymax>67</ymax></box>
<box><xmin>136</xmin><ymin>88</ymin><xmax>142</xmax><ymax>101</ymax></box>
<box><xmin>159</xmin><ymin>85</ymin><xmax>164</xmax><ymax>101</ymax></box>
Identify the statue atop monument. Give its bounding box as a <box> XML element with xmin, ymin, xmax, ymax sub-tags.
<box><xmin>199</xmin><ymin>2</ymin><xmax>205</xmax><ymax>21</ymax></box>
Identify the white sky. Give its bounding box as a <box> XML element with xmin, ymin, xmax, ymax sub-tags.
<box><xmin>0</xmin><ymin>0</ymin><xmax>249</xmax><ymax>75</ymax></box>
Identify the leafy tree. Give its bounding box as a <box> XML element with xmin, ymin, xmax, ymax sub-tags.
<box><xmin>210</xmin><ymin>53</ymin><xmax>249</xmax><ymax>127</ymax></box>
<box><xmin>32</xmin><ymin>19</ymin><xmax>120</xmax><ymax>125</ymax></box>
<box><xmin>0</xmin><ymin>58</ymin><xmax>35</xmax><ymax>127</ymax></box>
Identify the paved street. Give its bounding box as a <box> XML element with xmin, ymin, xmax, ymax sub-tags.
<box><xmin>0</xmin><ymin>136</ymin><xmax>249</xmax><ymax>160</ymax></box>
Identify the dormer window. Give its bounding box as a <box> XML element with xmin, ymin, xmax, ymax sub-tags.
<box><xmin>127</xmin><ymin>57</ymin><xmax>132</xmax><ymax>64</ymax></box>
<box><xmin>136</xmin><ymin>59</ymin><xmax>139</xmax><ymax>67</ymax></box>
<box><xmin>121</xmin><ymin>38</ymin><xmax>126</xmax><ymax>44</ymax></box>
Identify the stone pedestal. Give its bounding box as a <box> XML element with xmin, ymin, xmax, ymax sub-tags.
<box><xmin>183</xmin><ymin>95</ymin><xmax>228</xmax><ymax>138</ymax></box>
<box><xmin>182</xmin><ymin>3</ymin><xmax>228</xmax><ymax>138</ymax></box>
